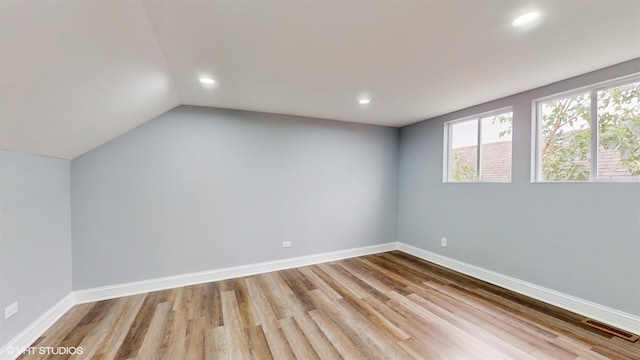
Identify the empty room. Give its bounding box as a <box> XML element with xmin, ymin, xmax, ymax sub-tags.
<box><xmin>1</xmin><ymin>0</ymin><xmax>639</xmax><ymax>359</ymax></box>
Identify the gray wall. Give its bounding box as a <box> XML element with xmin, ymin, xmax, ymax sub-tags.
<box><xmin>398</xmin><ymin>59</ymin><xmax>640</xmax><ymax>316</ymax></box>
<box><xmin>0</xmin><ymin>150</ymin><xmax>72</xmax><ymax>345</ymax></box>
<box><xmin>71</xmin><ymin>106</ymin><xmax>399</xmax><ymax>289</ymax></box>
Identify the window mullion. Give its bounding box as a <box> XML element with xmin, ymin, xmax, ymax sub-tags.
<box><xmin>477</xmin><ymin>118</ymin><xmax>482</xmax><ymax>181</ymax></box>
<box><xmin>535</xmin><ymin>103</ymin><xmax>542</xmax><ymax>182</ymax></box>
<box><xmin>447</xmin><ymin>124</ymin><xmax>453</xmax><ymax>182</ymax></box>
<box><xmin>590</xmin><ymin>89</ymin><xmax>598</xmax><ymax>181</ymax></box>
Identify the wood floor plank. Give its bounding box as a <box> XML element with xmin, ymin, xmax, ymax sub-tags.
<box><xmin>205</xmin><ymin>325</ymin><xmax>227</xmax><ymax>360</ymax></box>
<box><xmin>220</xmin><ymin>290</ymin><xmax>252</xmax><ymax>360</ymax></box>
<box><xmin>203</xmin><ymin>282</ymin><xmax>223</xmax><ymax>329</ymax></box>
<box><xmin>296</xmin><ymin>266</ymin><xmax>342</xmax><ymax>301</ymax></box>
<box><xmin>112</xmin><ymin>292</ymin><xmax>166</xmax><ymax>360</ymax></box>
<box><xmin>307</xmin><ymin>288</ymin><xmax>388</xmax><ymax>360</ymax></box>
<box><xmin>31</xmin><ymin>303</ymin><xmax>96</xmax><ymax>348</ymax></box>
<box><xmin>255</xmin><ymin>272</ymin><xmax>298</xmax><ymax>320</ymax></box>
<box><xmin>307</xmin><ymin>309</ymin><xmax>366</xmax><ymax>359</ymax></box>
<box><xmin>313</xmin><ymin>263</ymin><xmax>367</xmax><ymax>298</ymax></box>
<box><xmin>338</xmin><ymin>291</ymin><xmax>411</xmax><ymax>342</ymax></box>
<box><xmin>17</xmin><ymin>251</ymin><xmax>640</xmax><ymax>360</ymax></box>
<box><xmin>397</xmin><ymin>338</ymin><xmax>431</xmax><ymax>360</ymax></box>
<box><xmin>470</xmin><ymin>286</ymin><xmax>638</xmax><ymax>358</ymax></box>
<box><xmin>279</xmin><ymin>317</ymin><xmax>320</xmax><ymax>360</ymax></box>
<box><xmin>420</xmin><ymin>280</ymin><xmax>560</xmax><ymax>342</ymax></box>
<box><xmin>245</xmin><ymin>325</ymin><xmax>273</xmax><ymax>360</ymax></box>
<box><xmin>407</xmin><ymin>291</ymin><xmax>541</xmax><ymax>360</ymax></box>
<box><xmin>69</xmin><ymin>297</ymin><xmax>131</xmax><ymax>359</ymax></box>
<box><xmin>289</xmin><ymin>314</ymin><xmax>342</xmax><ymax>360</ymax></box>
<box><xmin>230</xmin><ymin>278</ymin><xmax>256</xmax><ymax>330</ymax></box>
<box><xmin>411</xmin><ymin>281</ymin><xmax>554</xmax><ymax>354</ymax></box>
<box><xmin>184</xmin><ymin>317</ymin><xmax>205</xmax><ymax>360</ymax></box>
<box><xmin>243</xmin><ymin>276</ymin><xmax>281</xmax><ymax>329</ymax></box>
<box><xmin>388</xmin><ymin>290</ymin><xmax>504</xmax><ymax>360</ymax></box>
<box><xmin>334</xmin><ymin>298</ymin><xmax>414</xmax><ymax>359</ymax></box>
<box><xmin>134</xmin><ymin>301</ymin><xmax>172</xmax><ymax>360</ymax></box>
<box><xmin>260</xmin><ymin>326</ymin><xmax>296</xmax><ymax>360</ymax></box>
<box><xmin>92</xmin><ymin>295</ymin><xmax>147</xmax><ymax>360</ymax></box>
<box><xmin>341</xmin><ymin>258</ymin><xmax>410</xmax><ymax>296</ymax></box>
<box><xmin>160</xmin><ymin>302</ymin><xmax>188</xmax><ymax>360</ymax></box>
<box><xmin>276</xmin><ymin>270</ymin><xmax>316</xmax><ymax>313</ymax></box>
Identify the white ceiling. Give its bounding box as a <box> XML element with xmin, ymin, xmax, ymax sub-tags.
<box><xmin>1</xmin><ymin>0</ymin><xmax>639</xmax><ymax>159</ymax></box>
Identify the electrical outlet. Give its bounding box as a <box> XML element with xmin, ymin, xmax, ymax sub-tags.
<box><xmin>5</xmin><ymin>302</ymin><xmax>18</xmax><ymax>320</ymax></box>
<box><xmin>441</xmin><ymin>237</ymin><xmax>447</xmax><ymax>247</ymax></box>
<box><xmin>282</xmin><ymin>241</ymin><xmax>292</xmax><ymax>248</ymax></box>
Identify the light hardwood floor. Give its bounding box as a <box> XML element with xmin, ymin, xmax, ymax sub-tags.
<box><xmin>20</xmin><ymin>251</ymin><xmax>640</xmax><ymax>359</ymax></box>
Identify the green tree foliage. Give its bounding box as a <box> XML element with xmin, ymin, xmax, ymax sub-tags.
<box><xmin>540</xmin><ymin>93</ymin><xmax>592</xmax><ymax>181</ymax></box>
<box><xmin>493</xmin><ymin>113</ymin><xmax>513</xmax><ymax>138</ymax></box>
<box><xmin>539</xmin><ymin>81</ymin><xmax>639</xmax><ymax>180</ymax></box>
<box><xmin>449</xmin><ymin>82</ymin><xmax>639</xmax><ymax>182</ymax></box>
<box><xmin>452</xmin><ymin>152</ymin><xmax>477</xmax><ymax>181</ymax></box>
<box><xmin>597</xmin><ymin>82</ymin><xmax>640</xmax><ymax>176</ymax></box>
<box><xmin>540</xmin><ymin>83</ymin><xmax>640</xmax><ymax>181</ymax></box>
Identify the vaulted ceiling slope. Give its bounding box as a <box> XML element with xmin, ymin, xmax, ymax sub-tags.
<box><xmin>1</xmin><ymin>0</ymin><xmax>639</xmax><ymax>159</ymax></box>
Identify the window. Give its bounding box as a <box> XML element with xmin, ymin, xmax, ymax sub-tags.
<box><xmin>444</xmin><ymin>109</ymin><xmax>513</xmax><ymax>182</ymax></box>
<box><xmin>534</xmin><ymin>76</ymin><xmax>640</xmax><ymax>182</ymax></box>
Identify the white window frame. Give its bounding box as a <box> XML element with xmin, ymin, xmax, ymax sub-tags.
<box><xmin>532</xmin><ymin>73</ymin><xmax>640</xmax><ymax>183</ymax></box>
<box><xmin>443</xmin><ymin>107</ymin><xmax>513</xmax><ymax>183</ymax></box>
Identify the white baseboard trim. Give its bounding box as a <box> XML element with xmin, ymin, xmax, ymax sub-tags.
<box><xmin>398</xmin><ymin>243</ymin><xmax>640</xmax><ymax>335</ymax></box>
<box><xmin>0</xmin><ymin>294</ymin><xmax>74</xmax><ymax>360</ymax></box>
<box><xmin>3</xmin><ymin>241</ymin><xmax>638</xmax><ymax>358</ymax></box>
<box><xmin>73</xmin><ymin>242</ymin><xmax>399</xmax><ymax>304</ymax></box>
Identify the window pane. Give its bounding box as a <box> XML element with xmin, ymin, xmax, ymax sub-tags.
<box><xmin>597</xmin><ymin>81</ymin><xmax>640</xmax><ymax>180</ymax></box>
<box><xmin>539</xmin><ymin>93</ymin><xmax>591</xmax><ymax>181</ymax></box>
<box><xmin>449</xmin><ymin>119</ymin><xmax>478</xmax><ymax>182</ymax></box>
<box><xmin>480</xmin><ymin>112</ymin><xmax>512</xmax><ymax>181</ymax></box>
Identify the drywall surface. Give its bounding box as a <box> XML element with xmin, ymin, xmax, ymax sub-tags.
<box><xmin>0</xmin><ymin>150</ymin><xmax>72</xmax><ymax>345</ymax></box>
<box><xmin>398</xmin><ymin>59</ymin><xmax>640</xmax><ymax>315</ymax></box>
<box><xmin>72</xmin><ymin>106</ymin><xmax>399</xmax><ymax>289</ymax></box>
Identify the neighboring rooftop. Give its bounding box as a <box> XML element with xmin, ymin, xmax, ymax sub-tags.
<box><xmin>451</xmin><ymin>141</ymin><xmax>639</xmax><ymax>181</ymax></box>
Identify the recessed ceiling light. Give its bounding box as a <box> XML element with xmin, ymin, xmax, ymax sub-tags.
<box><xmin>199</xmin><ymin>77</ymin><xmax>215</xmax><ymax>85</ymax></box>
<box><xmin>358</xmin><ymin>99</ymin><xmax>371</xmax><ymax>105</ymax></box>
<box><xmin>512</xmin><ymin>11</ymin><xmax>540</xmax><ymax>27</ymax></box>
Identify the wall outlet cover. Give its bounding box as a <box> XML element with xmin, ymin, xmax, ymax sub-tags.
<box><xmin>5</xmin><ymin>302</ymin><xmax>18</xmax><ymax>320</ymax></box>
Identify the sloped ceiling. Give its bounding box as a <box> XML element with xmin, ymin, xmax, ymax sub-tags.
<box><xmin>0</xmin><ymin>0</ymin><xmax>179</xmax><ymax>159</ymax></box>
<box><xmin>1</xmin><ymin>0</ymin><xmax>639</xmax><ymax>159</ymax></box>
